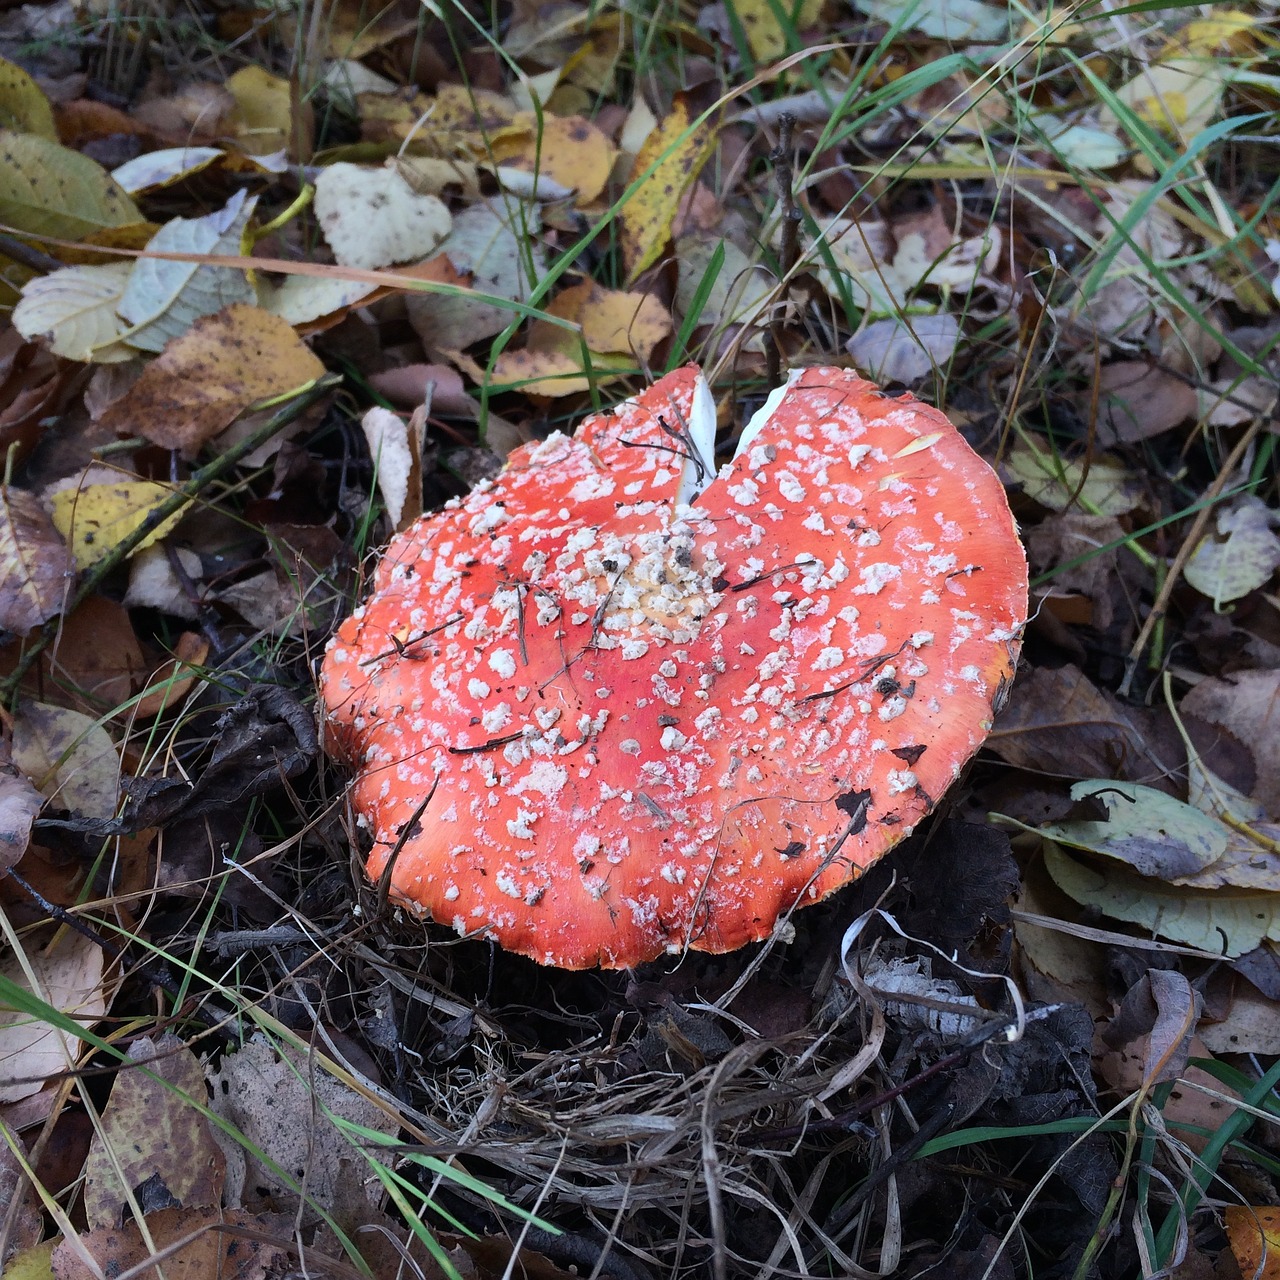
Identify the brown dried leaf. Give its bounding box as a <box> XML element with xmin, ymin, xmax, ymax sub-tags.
<box><xmin>0</xmin><ymin>486</ymin><xmax>73</xmax><ymax>634</ymax></box>
<box><xmin>50</xmin><ymin>1206</ymin><xmax>289</xmax><ymax>1280</ymax></box>
<box><xmin>83</xmin><ymin>1033</ymin><xmax>225</xmax><ymax>1229</ymax></box>
<box><xmin>11</xmin><ymin>701</ymin><xmax>120</xmax><ymax>821</ymax></box>
<box><xmin>133</xmin><ymin>633</ymin><xmax>210</xmax><ymax>720</ymax></box>
<box><xmin>99</xmin><ymin>303</ymin><xmax>326</xmax><ymax>455</ymax></box>
<box><xmin>0</xmin><ymin>1119</ymin><xmax>43</xmax><ymax>1262</ymax></box>
<box><xmin>1096</xmin><ymin>361</ymin><xmax>1197</xmax><ymax>443</ymax></box>
<box><xmin>988</xmin><ymin>664</ymin><xmax>1179</xmax><ymax>788</ymax></box>
<box><xmin>1182</xmin><ymin>670</ymin><xmax>1280</xmax><ymax>818</ymax></box>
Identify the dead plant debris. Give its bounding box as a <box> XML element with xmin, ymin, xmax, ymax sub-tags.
<box><xmin>0</xmin><ymin>0</ymin><xmax>1279</xmax><ymax>1276</ymax></box>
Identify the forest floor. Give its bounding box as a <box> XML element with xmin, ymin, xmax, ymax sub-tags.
<box><xmin>1</xmin><ymin>0</ymin><xmax>1280</xmax><ymax>1277</ymax></box>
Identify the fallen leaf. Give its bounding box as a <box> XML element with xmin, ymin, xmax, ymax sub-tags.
<box><xmin>847</xmin><ymin>314</ymin><xmax>960</xmax><ymax>383</ymax></box>
<box><xmin>42</xmin><ymin>596</ymin><xmax>148</xmax><ymax>712</ymax></box>
<box><xmin>1097</xmin><ymin>1028</ymin><xmax>1233</xmax><ymax>1151</ymax></box>
<box><xmin>621</xmin><ymin>95</ymin><xmax>715</xmax><ymax>283</ymax></box>
<box><xmin>99</xmin><ymin>303</ymin><xmax>326</xmax><ymax>455</ymax></box>
<box><xmin>0</xmin><ymin>1118</ymin><xmax>43</xmax><ymax>1259</ymax></box>
<box><xmin>0</xmin><ymin>766</ymin><xmax>42</xmax><ymax>875</ymax></box>
<box><xmin>110</xmin><ymin>146</ymin><xmax>222</xmax><ymax>194</ymax></box>
<box><xmin>857</xmin><ymin>0</ymin><xmax>1009</xmax><ymax>40</ymax></box>
<box><xmin>362</xmin><ymin>406</ymin><xmax>418</xmax><ymax>529</ymax></box>
<box><xmin>1043</xmin><ymin>840</ymin><xmax>1279</xmax><ymax>957</ymax></box>
<box><xmin>1202</xmin><ymin>982</ymin><xmax>1280</xmax><ymax>1055</ymax></box>
<box><xmin>255</xmin><ymin>271</ymin><xmax>379</xmax><ymax>327</ymax></box>
<box><xmin>1039</xmin><ymin>780</ymin><xmax>1229</xmax><ymax>881</ymax></box>
<box><xmin>1225</xmin><ymin>1206</ymin><xmax>1280</xmax><ymax>1280</ymax></box>
<box><xmin>540</xmin><ymin>279</ymin><xmax>672</xmax><ymax>360</ymax></box>
<box><xmin>0</xmin><ymin>55</ymin><xmax>56</xmax><ymax>139</ymax></box>
<box><xmin>729</xmin><ymin>0</ymin><xmax>823</xmax><ymax>60</ymax></box>
<box><xmin>225</xmin><ymin>64</ymin><xmax>306</xmax><ymax>156</ymax></box>
<box><xmin>1096</xmin><ymin>361</ymin><xmax>1198</xmax><ymax>443</ymax></box>
<box><xmin>0</xmin><ymin>486</ymin><xmax>73</xmax><ymax>634</ymax></box>
<box><xmin>49</xmin><ymin>478</ymin><xmax>187</xmax><ymax>571</ymax></box>
<box><xmin>12</xmin><ymin>262</ymin><xmax>135</xmax><ymax>363</ymax></box>
<box><xmin>367</xmin><ymin>362</ymin><xmax>471</xmax><ymax>413</ymax></box>
<box><xmin>207</xmin><ymin>1032</ymin><xmax>395</xmax><ymax>1226</ymax></box>
<box><xmin>83</xmin><ymin>1033</ymin><xmax>225</xmax><ymax>1229</ymax></box>
<box><xmin>1110</xmin><ymin>56</ymin><xmax>1229</xmax><ymax>138</ymax></box>
<box><xmin>116</xmin><ymin>188</ymin><xmax>258</xmax><ymax>354</ymax></box>
<box><xmin>987</xmin><ymin>664</ymin><xmax>1178</xmax><ymax>787</ymax></box>
<box><xmin>1184</xmin><ymin>495</ymin><xmax>1280</xmax><ymax>606</ymax></box>
<box><xmin>133</xmin><ymin>633</ymin><xmax>210</xmax><ymax>720</ymax></box>
<box><xmin>452</xmin><ymin>346</ymin><xmax>611</xmax><ymax>398</ymax></box>
<box><xmin>314</xmin><ymin>162</ymin><xmax>452</xmax><ymax>269</ymax></box>
<box><xmin>1030</xmin><ymin>116</ymin><xmax>1128</xmax><ymax>170</ymax></box>
<box><xmin>123</xmin><ymin>544</ymin><xmax>202</xmax><ymax>619</ymax></box>
<box><xmin>0</xmin><ymin>130</ymin><xmax>141</xmax><ymax>242</ymax></box>
<box><xmin>408</xmin><ymin>200</ymin><xmax>544</xmax><ymax>352</ymax></box>
<box><xmin>0</xmin><ymin>929</ymin><xmax>107</xmax><ymax>1104</ymax></box>
<box><xmin>491</xmin><ymin>113</ymin><xmax>616</xmax><ymax>205</ymax></box>
<box><xmin>1182</xmin><ymin>670</ymin><xmax>1280</xmax><ymax>817</ymax></box>
<box><xmin>676</xmin><ymin>233</ymin><xmax>775</xmax><ymax>336</ymax></box>
<box><xmin>1005</xmin><ymin>443</ymin><xmax>1143</xmax><ymax>515</ymax></box>
<box><xmin>11</xmin><ymin>702</ymin><xmax>120</xmax><ymax>821</ymax></box>
<box><xmin>49</xmin><ymin>1206</ymin><xmax>289</xmax><ymax>1280</ymax></box>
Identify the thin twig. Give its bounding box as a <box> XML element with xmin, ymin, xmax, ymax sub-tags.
<box><xmin>767</xmin><ymin>113</ymin><xmax>800</xmax><ymax>387</ymax></box>
<box><xmin>1</xmin><ymin>374</ymin><xmax>340</xmax><ymax>707</ymax></box>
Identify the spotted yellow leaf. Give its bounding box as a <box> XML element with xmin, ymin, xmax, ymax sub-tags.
<box><xmin>1225</xmin><ymin>1206</ymin><xmax>1280</xmax><ymax>1280</ymax></box>
<box><xmin>490</xmin><ymin>114</ymin><xmax>616</xmax><ymax>205</ymax></box>
<box><xmin>50</xmin><ymin>481</ymin><xmax>188</xmax><ymax>570</ymax></box>
<box><xmin>729</xmin><ymin>0</ymin><xmax>823</xmax><ymax>61</ymax></box>
<box><xmin>620</xmin><ymin>95</ymin><xmax>715</xmax><ymax>284</ymax></box>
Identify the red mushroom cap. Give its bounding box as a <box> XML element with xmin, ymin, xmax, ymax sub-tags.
<box><xmin>321</xmin><ymin>366</ymin><xmax>1028</xmax><ymax>968</ymax></box>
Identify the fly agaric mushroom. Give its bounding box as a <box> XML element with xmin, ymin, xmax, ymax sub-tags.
<box><xmin>321</xmin><ymin>366</ymin><xmax>1028</xmax><ymax>968</ymax></box>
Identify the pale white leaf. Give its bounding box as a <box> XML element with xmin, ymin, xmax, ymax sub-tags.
<box><xmin>12</xmin><ymin>262</ymin><xmax>134</xmax><ymax>362</ymax></box>
<box><xmin>857</xmin><ymin>0</ymin><xmax>1008</xmax><ymax>41</ymax></box>
<box><xmin>847</xmin><ymin>313</ymin><xmax>959</xmax><ymax>383</ymax></box>
<box><xmin>361</xmin><ymin>407</ymin><xmax>412</xmax><ymax>528</ymax></box>
<box><xmin>1185</xmin><ymin>495</ymin><xmax>1280</xmax><ymax>604</ymax></box>
<box><xmin>257</xmin><ymin>273</ymin><xmax>378</xmax><ymax>326</ymax></box>
<box><xmin>408</xmin><ymin>200</ymin><xmax>544</xmax><ymax>352</ymax></box>
<box><xmin>314</xmin><ymin>162</ymin><xmax>452</xmax><ymax>270</ymax></box>
<box><xmin>0</xmin><ymin>931</ymin><xmax>106</xmax><ymax>1103</ymax></box>
<box><xmin>117</xmin><ymin>188</ymin><xmax>258</xmax><ymax>353</ymax></box>
<box><xmin>111</xmin><ymin>146</ymin><xmax>223</xmax><ymax>193</ymax></box>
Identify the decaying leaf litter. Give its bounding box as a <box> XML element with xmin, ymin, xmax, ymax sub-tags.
<box><xmin>0</xmin><ymin>0</ymin><xmax>1278</xmax><ymax>1275</ymax></box>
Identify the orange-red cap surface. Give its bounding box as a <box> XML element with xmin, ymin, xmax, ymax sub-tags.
<box><xmin>321</xmin><ymin>366</ymin><xmax>1028</xmax><ymax>968</ymax></box>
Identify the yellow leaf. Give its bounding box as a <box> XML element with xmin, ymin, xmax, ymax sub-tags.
<box><xmin>1175</xmin><ymin>10</ymin><xmax>1264</xmax><ymax>55</ymax></box>
<box><xmin>537</xmin><ymin>280</ymin><xmax>672</xmax><ymax>360</ymax></box>
<box><xmin>1111</xmin><ymin>57</ymin><xmax>1227</xmax><ymax>136</ymax></box>
<box><xmin>492</xmin><ymin>114</ymin><xmax>617</xmax><ymax>205</ymax></box>
<box><xmin>728</xmin><ymin>0</ymin><xmax>823</xmax><ymax>60</ymax></box>
<box><xmin>0</xmin><ymin>55</ymin><xmax>56</xmax><ymax>138</ymax></box>
<box><xmin>226</xmin><ymin>65</ymin><xmax>307</xmax><ymax>155</ymax></box>
<box><xmin>563</xmin><ymin>13</ymin><xmax>626</xmax><ymax>94</ymax></box>
<box><xmin>359</xmin><ymin>84</ymin><xmax>527</xmax><ymax>158</ymax></box>
<box><xmin>620</xmin><ymin>95</ymin><xmax>715</xmax><ymax>283</ymax></box>
<box><xmin>98</xmin><ymin>303</ymin><xmax>326</xmax><ymax>455</ymax></box>
<box><xmin>451</xmin><ymin>346</ymin><xmax>631</xmax><ymax>398</ymax></box>
<box><xmin>0</xmin><ymin>131</ymin><xmax>142</xmax><ymax>242</ymax></box>
<box><xmin>1225</xmin><ymin>1206</ymin><xmax>1280</xmax><ymax>1280</ymax></box>
<box><xmin>50</xmin><ymin>481</ymin><xmax>188</xmax><ymax>570</ymax></box>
